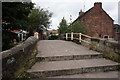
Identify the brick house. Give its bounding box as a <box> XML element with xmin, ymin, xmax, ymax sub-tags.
<box><xmin>113</xmin><ymin>24</ymin><xmax>120</xmax><ymax>41</ymax></box>
<box><xmin>72</xmin><ymin>2</ymin><xmax>114</xmax><ymax>39</ymax></box>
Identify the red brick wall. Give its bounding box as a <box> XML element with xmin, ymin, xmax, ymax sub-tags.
<box><xmin>78</xmin><ymin>3</ymin><xmax>114</xmax><ymax>38</ymax></box>
<box><xmin>113</xmin><ymin>29</ymin><xmax>120</xmax><ymax>41</ymax></box>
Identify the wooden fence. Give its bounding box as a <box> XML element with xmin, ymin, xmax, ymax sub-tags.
<box><xmin>65</xmin><ymin>32</ymin><xmax>91</xmax><ymax>44</ymax></box>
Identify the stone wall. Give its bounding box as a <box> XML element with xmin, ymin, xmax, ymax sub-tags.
<box><xmin>0</xmin><ymin>36</ymin><xmax>38</xmax><ymax>79</ymax></box>
<box><xmin>90</xmin><ymin>37</ymin><xmax>120</xmax><ymax>62</ymax></box>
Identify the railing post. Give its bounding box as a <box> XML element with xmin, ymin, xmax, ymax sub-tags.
<box><xmin>34</xmin><ymin>32</ymin><xmax>39</xmax><ymax>39</ymax></box>
<box><xmin>79</xmin><ymin>33</ymin><xmax>81</xmax><ymax>42</ymax></box>
<box><xmin>71</xmin><ymin>32</ymin><xmax>73</xmax><ymax>40</ymax></box>
<box><xmin>66</xmin><ymin>33</ymin><xmax>68</xmax><ymax>40</ymax></box>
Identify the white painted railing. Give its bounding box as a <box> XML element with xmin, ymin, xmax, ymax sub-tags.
<box><xmin>65</xmin><ymin>32</ymin><xmax>91</xmax><ymax>43</ymax></box>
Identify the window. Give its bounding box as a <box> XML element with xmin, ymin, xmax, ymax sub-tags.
<box><xmin>116</xmin><ymin>28</ymin><xmax>119</xmax><ymax>33</ymax></box>
<box><xmin>104</xmin><ymin>35</ymin><xmax>109</xmax><ymax>39</ymax></box>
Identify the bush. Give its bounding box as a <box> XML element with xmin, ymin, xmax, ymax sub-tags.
<box><xmin>2</xmin><ymin>30</ymin><xmax>19</xmax><ymax>51</ymax></box>
<box><xmin>49</xmin><ymin>35</ymin><xmax>58</xmax><ymax>40</ymax></box>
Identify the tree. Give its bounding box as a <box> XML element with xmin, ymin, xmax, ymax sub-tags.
<box><xmin>58</xmin><ymin>17</ymin><xmax>69</xmax><ymax>35</ymax></box>
<box><xmin>28</xmin><ymin>8</ymin><xmax>52</xmax><ymax>35</ymax></box>
<box><xmin>2</xmin><ymin>2</ymin><xmax>34</xmax><ymax>30</ymax></box>
<box><xmin>2</xmin><ymin>2</ymin><xmax>34</xmax><ymax>51</ymax></box>
<box><xmin>71</xmin><ymin>20</ymin><xmax>87</xmax><ymax>34</ymax></box>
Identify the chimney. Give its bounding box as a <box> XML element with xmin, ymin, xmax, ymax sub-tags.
<box><xmin>94</xmin><ymin>2</ymin><xmax>102</xmax><ymax>8</ymax></box>
<box><xmin>79</xmin><ymin>9</ymin><xmax>84</xmax><ymax>16</ymax></box>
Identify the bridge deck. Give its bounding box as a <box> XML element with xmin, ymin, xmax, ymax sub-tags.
<box><xmin>37</xmin><ymin>40</ymin><xmax>101</xmax><ymax>57</ymax></box>
<box><xmin>27</xmin><ymin>40</ymin><xmax>119</xmax><ymax>78</ymax></box>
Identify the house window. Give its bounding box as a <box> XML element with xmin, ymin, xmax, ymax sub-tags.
<box><xmin>104</xmin><ymin>35</ymin><xmax>109</xmax><ymax>39</ymax></box>
<box><xmin>116</xmin><ymin>28</ymin><xmax>119</xmax><ymax>33</ymax></box>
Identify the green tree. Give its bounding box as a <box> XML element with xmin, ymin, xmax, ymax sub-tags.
<box><xmin>28</xmin><ymin>8</ymin><xmax>52</xmax><ymax>35</ymax></box>
<box><xmin>2</xmin><ymin>2</ymin><xmax>34</xmax><ymax>30</ymax></box>
<box><xmin>2</xmin><ymin>2</ymin><xmax>34</xmax><ymax>51</ymax></box>
<box><xmin>58</xmin><ymin>17</ymin><xmax>68</xmax><ymax>35</ymax></box>
<box><xmin>71</xmin><ymin>20</ymin><xmax>87</xmax><ymax>34</ymax></box>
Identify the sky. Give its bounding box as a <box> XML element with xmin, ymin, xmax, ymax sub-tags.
<box><xmin>31</xmin><ymin>0</ymin><xmax>120</xmax><ymax>30</ymax></box>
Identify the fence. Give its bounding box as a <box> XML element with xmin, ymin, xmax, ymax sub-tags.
<box><xmin>65</xmin><ymin>32</ymin><xmax>91</xmax><ymax>44</ymax></box>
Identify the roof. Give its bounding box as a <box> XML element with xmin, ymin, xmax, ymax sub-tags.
<box><xmin>72</xmin><ymin>7</ymin><xmax>93</xmax><ymax>24</ymax></box>
<box><xmin>114</xmin><ymin>24</ymin><xmax>120</xmax><ymax>29</ymax></box>
<box><xmin>50</xmin><ymin>31</ymin><xmax>58</xmax><ymax>34</ymax></box>
<box><xmin>11</xmin><ymin>30</ymin><xmax>27</xmax><ymax>34</ymax></box>
<box><xmin>11</xmin><ymin>30</ymin><xmax>20</xmax><ymax>33</ymax></box>
<box><xmin>2</xmin><ymin>22</ymin><xmax>10</xmax><ymax>24</ymax></box>
<box><xmin>101</xmin><ymin>8</ymin><xmax>114</xmax><ymax>21</ymax></box>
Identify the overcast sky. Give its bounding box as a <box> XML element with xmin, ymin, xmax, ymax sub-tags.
<box><xmin>32</xmin><ymin>0</ymin><xmax>119</xmax><ymax>30</ymax></box>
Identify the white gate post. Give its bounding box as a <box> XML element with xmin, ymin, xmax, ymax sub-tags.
<box><xmin>71</xmin><ymin>32</ymin><xmax>73</xmax><ymax>40</ymax></box>
<box><xmin>79</xmin><ymin>33</ymin><xmax>81</xmax><ymax>42</ymax></box>
<box><xmin>66</xmin><ymin>33</ymin><xmax>68</xmax><ymax>40</ymax></box>
<box><xmin>34</xmin><ymin>32</ymin><xmax>39</xmax><ymax>39</ymax></box>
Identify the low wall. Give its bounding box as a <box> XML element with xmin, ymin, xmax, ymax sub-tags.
<box><xmin>90</xmin><ymin>37</ymin><xmax>120</xmax><ymax>62</ymax></box>
<box><xmin>0</xmin><ymin>36</ymin><xmax>38</xmax><ymax>78</ymax></box>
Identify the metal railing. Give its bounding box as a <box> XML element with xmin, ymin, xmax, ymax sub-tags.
<box><xmin>65</xmin><ymin>32</ymin><xmax>91</xmax><ymax>44</ymax></box>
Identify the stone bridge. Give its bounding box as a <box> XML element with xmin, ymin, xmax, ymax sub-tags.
<box><xmin>1</xmin><ymin>36</ymin><xmax>120</xmax><ymax>79</ymax></box>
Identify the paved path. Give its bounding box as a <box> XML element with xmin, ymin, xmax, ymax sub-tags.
<box><xmin>37</xmin><ymin>40</ymin><xmax>101</xmax><ymax>57</ymax></box>
<box><xmin>27</xmin><ymin>40</ymin><xmax>119</xmax><ymax>78</ymax></box>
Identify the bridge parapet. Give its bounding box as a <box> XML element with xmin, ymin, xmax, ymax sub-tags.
<box><xmin>64</xmin><ymin>32</ymin><xmax>120</xmax><ymax>63</ymax></box>
<box><xmin>90</xmin><ymin>37</ymin><xmax>120</xmax><ymax>62</ymax></box>
<box><xmin>1</xmin><ymin>36</ymin><xmax>38</xmax><ymax>78</ymax></box>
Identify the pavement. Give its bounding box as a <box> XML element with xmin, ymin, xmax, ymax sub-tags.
<box><xmin>49</xmin><ymin>71</ymin><xmax>119</xmax><ymax>78</ymax></box>
<box><xmin>37</xmin><ymin>40</ymin><xmax>101</xmax><ymax>57</ymax></box>
<box><xmin>27</xmin><ymin>40</ymin><xmax>119</xmax><ymax>78</ymax></box>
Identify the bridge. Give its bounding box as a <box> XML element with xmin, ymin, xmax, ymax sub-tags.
<box><xmin>1</xmin><ymin>34</ymin><xmax>120</xmax><ymax>79</ymax></box>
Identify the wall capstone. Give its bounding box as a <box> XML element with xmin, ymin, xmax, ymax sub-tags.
<box><xmin>90</xmin><ymin>37</ymin><xmax>120</xmax><ymax>62</ymax></box>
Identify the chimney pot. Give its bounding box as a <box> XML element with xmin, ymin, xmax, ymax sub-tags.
<box><xmin>80</xmin><ymin>9</ymin><xmax>82</xmax><ymax>12</ymax></box>
<box><xmin>79</xmin><ymin>9</ymin><xmax>84</xmax><ymax>16</ymax></box>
